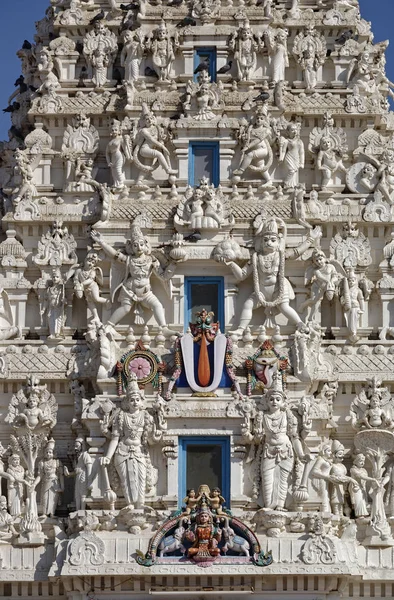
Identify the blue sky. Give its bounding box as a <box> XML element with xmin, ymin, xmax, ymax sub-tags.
<box><xmin>0</xmin><ymin>0</ymin><xmax>393</xmax><ymax>139</ymax></box>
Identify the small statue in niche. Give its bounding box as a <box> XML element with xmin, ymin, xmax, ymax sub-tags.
<box><xmin>349</xmin><ymin>452</ymin><xmax>378</xmax><ymax>518</ymax></box>
<box><xmin>12</xmin><ymin>148</ymin><xmax>37</xmax><ymax>205</ymax></box>
<box><xmin>41</xmin><ymin>268</ymin><xmax>65</xmax><ymax>339</ymax></box>
<box><xmin>67</xmin><ymin>250</ymin><xmax>108</xmax><ymax>325</ymax></box>
<box><xmin>100</xmin><ymin>374</ymin><xmax>167</xmax><ymax>509</ymax></box>
<box><xmin>292</xmin><ymin>26</ymin><xmax>327</xmax><ymax>91</ymax></box>
<box><xmin>191</xmin><ymin>0</ymin><xmax>221</xmax><ymax>25</ymax></box>
<box><xmin>339</xmin><ymin>269</ymin><xmax>369</xmax><ymax>343</ymax></box>
<box><xmin>0</xmin><ymin>289</ymin><xmax>20</xmax><ymax>340</ymax></box>
<box><xmin>105</xmin><ymin>118</ymin><xmax>133</xmax><ymax>190</ymax></box>
<box><xmin>300</xmin><ymin>249</ymin><xmax>343</xmax><ymax>323</ymax></box>
<box><xmin>36</xmin><ymin>438</ymin><xmax>64</xmax><ymax>517</ymax></box>
<box><xmin>329</xmin><ymin>440</ymin><xmax>350</xmax><ymax>517</ymax></box>
<box><xmin>347</xmin><ymin>49</ymin><xmax>378</xmax><ymax>96</ymax></box>
<box><xmin>175</xmin><ymin>177</ymin><xmax>234</xmax><ymax>230</ymax></box>
<box><xmin>64</xmin><ymin>438</ymin><xmax>93</xmax><ymax>511</ymax></box>
<box><xmin>90</xmin><ymin>222</ymin><xmax>182</xmax><ymax>335</ymax></box>
<box><xmin>33</xmin><ymin>220</ymin><xmax>78</xmax><ymax>267</ymax></box>
<box><xmin>232</xmin><ymin>106</ymin><xmax>274</xmax><ymax>184</ymax></box>
<box><xmin>146</xmin><ymin>21</ymin><xmax>179</xmax><ymax>82</ymax></box>
<box><xmin>61</xmin><ymin>113</ymin><xmax>99</xmax><ymax>191</ymax></box>
<box><xmin>83</xmin><ymin>21</ymin><xmax>118</xmax><ymax>89</ymax></box>
<box><xmin>277</xmin><ymin>121</ymin><xmax>305</xmax><ymax>189</ymax></box>
<box><xmin>309</xmin><ymin>112</ymin><xmax>348</xmax><ymax>190</ymax></box>
<box><xmin>263</xmin><ymin>27</ymin><xmax>289</xmax><ymax>84</ymax></box>
<box><xmin>222</xmin><ymin>217</ymin><xmax>321</xmax><ymax>333</ymax></box>
<box><xmin>185</xmin><ymin>502</ymin><xmax>222</xmax><ymax>560</ymax></box>
<box><xmin>350</xmin><ymin>377</ymin><xmax>394</xmax><ymax>431</ymax></box>
<box><xmin>184</xmin><ymin>69</ymin><xmax>222</xmax><ymax>121</ymax></box>
<box><xmin>330</xmin><ymin>222</ymin><xmax>372</xmax><ymax>270</ymax></box>
<box><xmin>229</xmin><ymin>21</ymin><xmax>258</xmax><ymax>82</ymax></box>
<box><xmin>121</xmin><ymin>29</ymin><xmax>145</xmax><ymax>83</ymax></box>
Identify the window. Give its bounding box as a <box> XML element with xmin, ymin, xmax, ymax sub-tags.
<box><xmin>185</xmin><ymin>276</ymin><xmax>224</xmax><ymax>329</ymax></box>
<box><xmin>194</xmin><ymin>47</ymin><xmax>217</xmax><ymax>82</ymax></box>
<box><xmin>188</xmin><ymin>142</ymin><xmax>220</xmax><ymax>187</ymax></box>
<box><xmin>178</xmin><ymin>437</ymin><xmax>230</xmax><ymax>507</ymax></box>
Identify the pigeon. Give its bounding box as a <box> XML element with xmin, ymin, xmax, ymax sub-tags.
<box><xmin>169</xmin><ymin>113</ymin><xmax>180</xmax><ymax>120</ymax></box>
<box><xmin>335</xmin><ymin>29</ymin><xmax>354</xmax><ymax>45</ymax></box>
<box><xmin>89</xmin><ymin>10</ymin><xmax>105</xmax><ymax>25</ymax></box>
<box><xmin>22</xmin><ymin>40</ymin><xmax>32</xmax><ymax>50</ymax></box>
<box><xmin>9</xmin><ymin>126</ymin><xmax>24</xmax><ymax>141</ymax></box>
<box><xmin>184</xmin><ymin>231</ymin><xmax>202</xmax><ymax>243</ymax></box>
<box><xmin>194</xmin><ymin>61</ymin><xmax>210</xmax><ymax>74</ymax></box>
<box><xmin>217</xmin><ymin>61</ymin><xmax>232</xmax><ymax>74</ymax></box>
<box><xmin>176</xmin><ymin>16</ymin><xmax>196</xmax><ymax>28</ymax></box>
<box><xmin>28</xmin><ymin>85</ymin><xmax>38</xmax><ymax>92</ymax></box>
<box><xmin>253</xmin><ymin>90</ymin><xmax>270</xmax><ymax>102</ymax></box>
<box><xmin>120</xmin><ymin>2</ymin><xmax>139</xmax><ymax>9</ymax></box>
<box><xmin>113</xmin><ymin>68</ymin><xmax>123</xmax><ymax>85</ymax></box>
<box><xmin>14</xmin><ymin>76</ymin><xmax>24</xmax><ymax>87</ymax></box>
<box><xmin>3</xmin><ymin>102</ymin><xmax>20</xmax><ymax>113</ymax></box>
<box><xmin>326</xmin><ymin>49</ymin><xmax>332</xmax><ymax>57</ymax></box>
<box><xmin>145</xmin><ymin>66</ymin><xmax>159</xmax><ymax>78</ymax></box>
<box><xmin>168</xmin><ymin>0</ymin><xmax>183</xmax><ymax>6</ymax></box>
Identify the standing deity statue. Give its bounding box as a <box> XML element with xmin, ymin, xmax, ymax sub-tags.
<box><xmin>83</xmin><ymin>21</ymin><xmax>118</xmax><ymax>89</ymax></box>
<box><xmin>146</xmin><ymin>21</ymin><xmax>179</xmax><ymax>82</ymax></box>
<box><xmin>292</xmin><ymin>26</ymin><xmax>326</xmax><ymax>91</ymax></box>
<box><xmin>35</xmin><ymin>439</ymin><xmax>64</xmax><ymax>518</ymax></box>
<box><xmin>121</xmin><ymin>29</ymin><xmax>145</xmax><ymax>83</ymax></box>
<box><xmin>41</xmin><ymin>268</ymin><xmax>65</xmax><ymax>339</ymax></box>
<box><xmin>67</xmin><ymin>250</ymin><xmax>108</xmax><ymax>325</ymax></box>
<box><xmin>222</xmin><ymin>217</ymin><xmax>321</xmax><ymax>333</ymax></box>
<box><xmin>349</xmin><ymin>453</ymin><xmax>377</xmax><ymax>518</ymax></box>
<box><xmin>6</xmin><ymin>454</ymin><xmax>26</xmax><ymax>517</ymax></box>
<box><xmin>229</xmin><ymin>21</ymin><xmax>258</xmax><ymax>82</ymax></box>
<box><xmin>12</xmin><ymin>149</ymin><xmax>37</xmax><ymax>205</ymax></box>
<box><xmin>64</xmin><ymin>438</ymin><xmax>92</xmax><ymax>511</ymax></box>
<box><xmin>90</xmin><ymin>221</ymin><xmax>182</xmax><ymax>335</ymax></box>
<box><xmin>233</xmin><ymin>107</ymin><xmax>274</xmax><ymax>184</ymax></box>
<box><xmin>300</xmin><ymin>249</ymin><xmax>343</xmax><ymax>323</ymax></box>
<box><xmin>339</xmin><ymin>269</ymin><xmax>366</xmax><ymax>343</ymax></box>
<box><xmin>244</xmin><ymin>384</ymin><xmax>307</xmax><ymax>511</ymax></box>
<box><xmin>309</xmin><ymin>112</ymin><xmax>348</xmax><ymax>190</ymax></box>
<box><xmin>264</xmin><ymin>28</ymin><xmax>289</xmax><ymax>84</ymax></box>
<box><xmin>277</xmin><ymin>122</ymin><xmax>305</xmax><ymax>188</ymax></box>
<box><xmin>105</xmin><ymin>118</ymin><xmax>132</xmax><ymax>189</ymax></box>
<box><xmin>100</xmin><ymin>374</ymin><xmax>166</xmax><ymax>509</ymax></box>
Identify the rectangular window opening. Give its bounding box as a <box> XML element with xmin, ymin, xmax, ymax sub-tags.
<box><xmin>194</xmin><ymin>47</ymin><xmax>217</xmax><ymax>82</ymax></box>
<box><xmin>188</xmin><ymin>141</ymin><xmax>220</xmax><ymax>187</ymax></box>
<box><xmin>185</xmin><ymin>276</ymin><xmax>224</xmax><ymax>330</ymax></box>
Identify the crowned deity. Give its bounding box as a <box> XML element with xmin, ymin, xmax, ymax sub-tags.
<box><xmin>222</xmin><ymin>217</ymin><xmax>320</xmax><ymax>333</ymax></box>
<box><xmin>233</xmin><ymin>107</ymin><xmax>274</xmax><ymax>184</ymax></box>
<box><xmin>100</xmin><ymin>374</ymin><xmax>166</xmax><ymax>509</ymax></box>
<box><xmin>229</xmin><ymin>21</ymin><xmax>258</xmax><ymax>82</ymax></box>
<box><xmin>185</xmin><ymin>498</ymin><xmax>222</xmax><ymax>561</ymax></box>
<box><xmin>91</xmin><ymin>222</ymin><xmax>182</xmax><ymax>335</ymax></box>
<box><xmin>147</xmin><ymin>21</ymin><xmax>179</xmax><ymax>82</ymax></box>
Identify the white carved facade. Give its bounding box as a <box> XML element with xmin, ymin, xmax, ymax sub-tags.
<box><xmin>2</xmin><ymin>1</ymin><xmax>394</xmax><ymax>599</ymax></box>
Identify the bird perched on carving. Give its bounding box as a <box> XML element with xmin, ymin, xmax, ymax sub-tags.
<box><xmin>120</xmin><ymin>2</ymin><xmax>139</xmax><ymax>9</ymax></box>
<box><xmin>3</xmin><ymin>102</ymin><xmax>20</xmax><ymax>114</ymax></box>
<box><xmin>253</xmin><ymin>90</ymin><xmax>270</xmax><ymax>102</ymax></box>
<box><xmin>184</xmin><ymin>231</ymin><xmax>202</xmax><ymax>243</ymax></box>
<box><xmin>89</xmin><ymin>10</ymin><xmax>105</xmax><ymax>25</ymax></box>
<box><xmin>194</xmin><ymin>61</ymin><xmax>209</xmax><ymax>74</ymax></box>
<box><xmin>217</xmin><ymin>61</ymin><xmax>233</xmax><ymax>75</ymax></box>
<box><xmin>22</xmin><ymin>40</ymin><xmax>32</xmax><ymax>50</ymax></box>
<box><xmin>335</xmin><ymin>30</ymin><xmax>354</xmax><ymax>45</ymax></box>
<box><xmin>168</xmin><ymin>0</ymin><xmax>184</xmax><ymax>6</ymax></box>
<box><xmin>145</xmin><ymin>66</ymin><xmax>159</xmax><ymax>78</ymax></box>
<box><xmin>176</xmin><ymin>16</ymin><xmax>196</xmax><ymax>28</ymax></box>
<box><xmin>14</xmin><ymin>76</ymin><xmax>24</xmax><ymax>87</ymax></box>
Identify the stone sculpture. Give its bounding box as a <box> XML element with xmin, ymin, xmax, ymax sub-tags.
<box><xmin>40</xmin><ymin>268</ymin><xmax>65</xmax><ymax>339</ymax></box>
<box><xmin>146</xmin><ymin>22</ymin><xmax>179</xmax><ymax>83</ymax></box>
<box><xmin>61</xmin><ymin>113</ymin><xmax>99</xmax><ymax>191</ymax></box>
<box><xmin>175</xmin><ymin>177</ymin><xmax>234</xmax><ymax>230</ymax></box>
<box><xmin>233</xmin><ymin>106</ymin><xmax>274</xmax><ymax>184</ymax></box>
<box><xmin>67</xmin><ymin>250</ymin><xmax>108</xmax><ymax>325</ymax></box>
<box><xmin>264</xmin><ymin>28</ymin><xmax>289</xmax><ymax>84</ymax></box>
<box><xmin>121</xmin><ymin>29</ymin><xmax>145</xmax><ymax>83</ymax></box>
<box><xmin>292</xmin><ymin>26</ymin><xmax>327</xmax><ymax>91</ymax></box>
<box><xmin>83</xmin><ymin>21</ymin><xmax>118</xmax><ymax>89</ymax></box>
<box><xmin>229</xmin><ymin>21</ymin><xmax>258</xmax><ymax>82</ymax></box>
<box><xmin>277</xmin><ymin>121</ymin><xmax>305</xmax><ymax>188</ymax></box>
<box><xmin>36</xmin><ymin>439</ymin><xmax>64</xmax><ymax>517</ymax></box>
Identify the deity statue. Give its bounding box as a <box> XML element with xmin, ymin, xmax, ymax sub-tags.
<box><xmin>300</xmin><ymin>249</ymin><xmax>343</xmax><ymax>323</ymax></box>
<box><xmin>349</xmin><ymin>453</ymin><xmax>378</xmax><ymax>518</ymax></box>
<box><xmin>309</xmin><ymin>112</ymin><xmax>348</xmax><ymax>190</ymax></box>
<box><xmin>350</xmin><ymin>377</ymin><xmax>394</xmax><ymax>431</ymax></box>
<box><xmin>175</xmin><ymin>177</ymin><xmax>234</xmax><ymax>230</ymax></box>
<box><xmin>264</xmin><ymin>28</ymin><xmax>289</xmax><ymax>84</ymax></box>
<box><xmin>61</xmin><ymin>113</ymin><xmax>99</xmax><ymax>191</ymax></box>
<box><xmin>147</xmin><ymin>21</ymin><xmax>179</xmax><ymax>82</ymax></box>
<box><xmin>191</xmin><ymin>0</ymin><xmax>221</xmax><ymax>25</ymax></box>
<box><xmin>186</xmin><ymin>504</ymin><xmax>222</xmax><ymax>560</ymax></box>
<box><xmin>33</xmin><ymin>220</ymin><xmax>78</xmax><ymax>267</ymax></box>
<box><xmin>245</xmin><ymin>384</ymin><xmax>307</xmax><ymax>511</ymax></box>
<box><xmin>229</xmin><ymin>21</ymin><xmax>258</xmax><ymax>82</ymax></box>
<box><xmin>339</xmin><ymin>270</ymin><xmax>366</xmax><ymax>343</ymax></box>
<box><xmin>36</xmin><ymin>439</ymin><xmax>64</xmax><ymax>517</ymax></box>
<box><xmin>311</xmin><ymin>441</ymin><xmax>354</xmax><ymax>515</ymax></box>
<box><xmin>292</xmin><ymin>26</ymin><xmax>326</xmax><ymax>91</ymax></box>
<box><xmin>67</xmin><ymin>250</ymin><xmax>108</xmax><ymax>325</ymax></box>
<box><xmin>184</xmin><ymin>69</ymin><xmax>222</xmax><ymax>121</ymax></box>
<box><xmin>91</xmin><ymin>222</ymin><xmax>182</xmax><ymax>335</ymax></box>
<box><xmin>83</xmin><ymin>21</ymin><xmax>118</xmax><ymax>89</ymax></box>
<box><xmin>0</xmin><ymin>496</ymin><xmax>17</xmax><ymax>542</ymax></box>
<box><xmin>12</xmin><ymin>149</ymin><xmax>37</xmax><ymax>205</ymax></box>
<box><xmin>100</xmin><ymin>374</ymin><xmax>167</xmax><ymax>509</ymax></box>
<box><xmin>6</xmin><ymin>454</ymin><xmax>26</xmax><ymax>517</ymax></box>
<box><xmin>0</xmin><ymin>289</ymin><xmax>20</xmax><ymax>340</ymax></box>
<box><xmin>41</xmin><ymin>268</ymin><xmax>65</xmax><ymax>339</ymax></box>
<box><xmin>105</xmin><ymin>118</ymin><xmax>132</xmax><ymax>189</ymax></box>
<box><xmin>64</xmin><ymin>438</ymin><xmax>92</xmax><ymax>511</ymax></box>
<box><xmin>347</xmin><ymin>50</ymin><xmax>378</xmax><ymax>96</ymax></box>
<box><xmin>121</xmin><ymin>29</ymin><xmax>145</xmax><ymax>82</ymax></box>
<box><xmin>330</xmin><ymin>222</ymin><xmax>372</xmax><ymax>270</ymax></box>
<box><xmin>222</xmin><ymin>217</ymin><xmax>321</xmax><ymax>333</ymax></box>
<box><xmin>132</xmin><ymin>104</ymin><xmax>177</xmax><ymax>184</ymax></box>
<box><xmin>316</xmin><ymin>136</ymin><xmax>347</xmax><ymax>189</ymax></box>
<box><xmin>277</xmin><ymin>122</ymin><xmax>305</xmax><ymax>188</ymax></box>
<box><xmin>232</xmin><ymin>107</ymin><xmax>274</xmax><ymax>184</ymax></box>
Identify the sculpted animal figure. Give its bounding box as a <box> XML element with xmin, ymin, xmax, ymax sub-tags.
<box><xmin>158</xmin><ymin>523</ymin><xmax>186</xmax><ymax>557</ymax></box>
<box><xmin>221</xmin><ymin>517</ymin><xmax>250</xmax><ymax>556</ymax></box>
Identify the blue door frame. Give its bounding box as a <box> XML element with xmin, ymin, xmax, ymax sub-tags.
<box><xmin>194</xmin><ymin>47</ymin><xmax>217</xmax><ymax>82</ymax></box>
<box><xmin>184</xmin><ymin>276</ymin><xmax>224</xmax><ymax>330</ymax></box>
<box><xmin>188</xmin><ymin>141</ymin><xmax>220</xmax><ymax>187</ymax></box>
<box><xmin>178</xmin><ymin>436</ymin><xmax>231</xmax><ymax>508</ymax></box>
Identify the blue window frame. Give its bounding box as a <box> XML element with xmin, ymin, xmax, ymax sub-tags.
<box><xmin>188</xmin><ymin>141</ymin><xmax>220</xmax><ymax>187</ymax></box>
<box><xmin>178</xmin><ymin>436</ymin><xmax>231</xmax><ymax>508</ymax></box>
<box><xmin>185</xmin><ymin>276</ymin><xmax>224</xmax><ymax>330</ymax></box>
<box><xmin>194</xmin><ymin>47</ymin><xmax>217</xmax><ymax>82</ymax></box>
